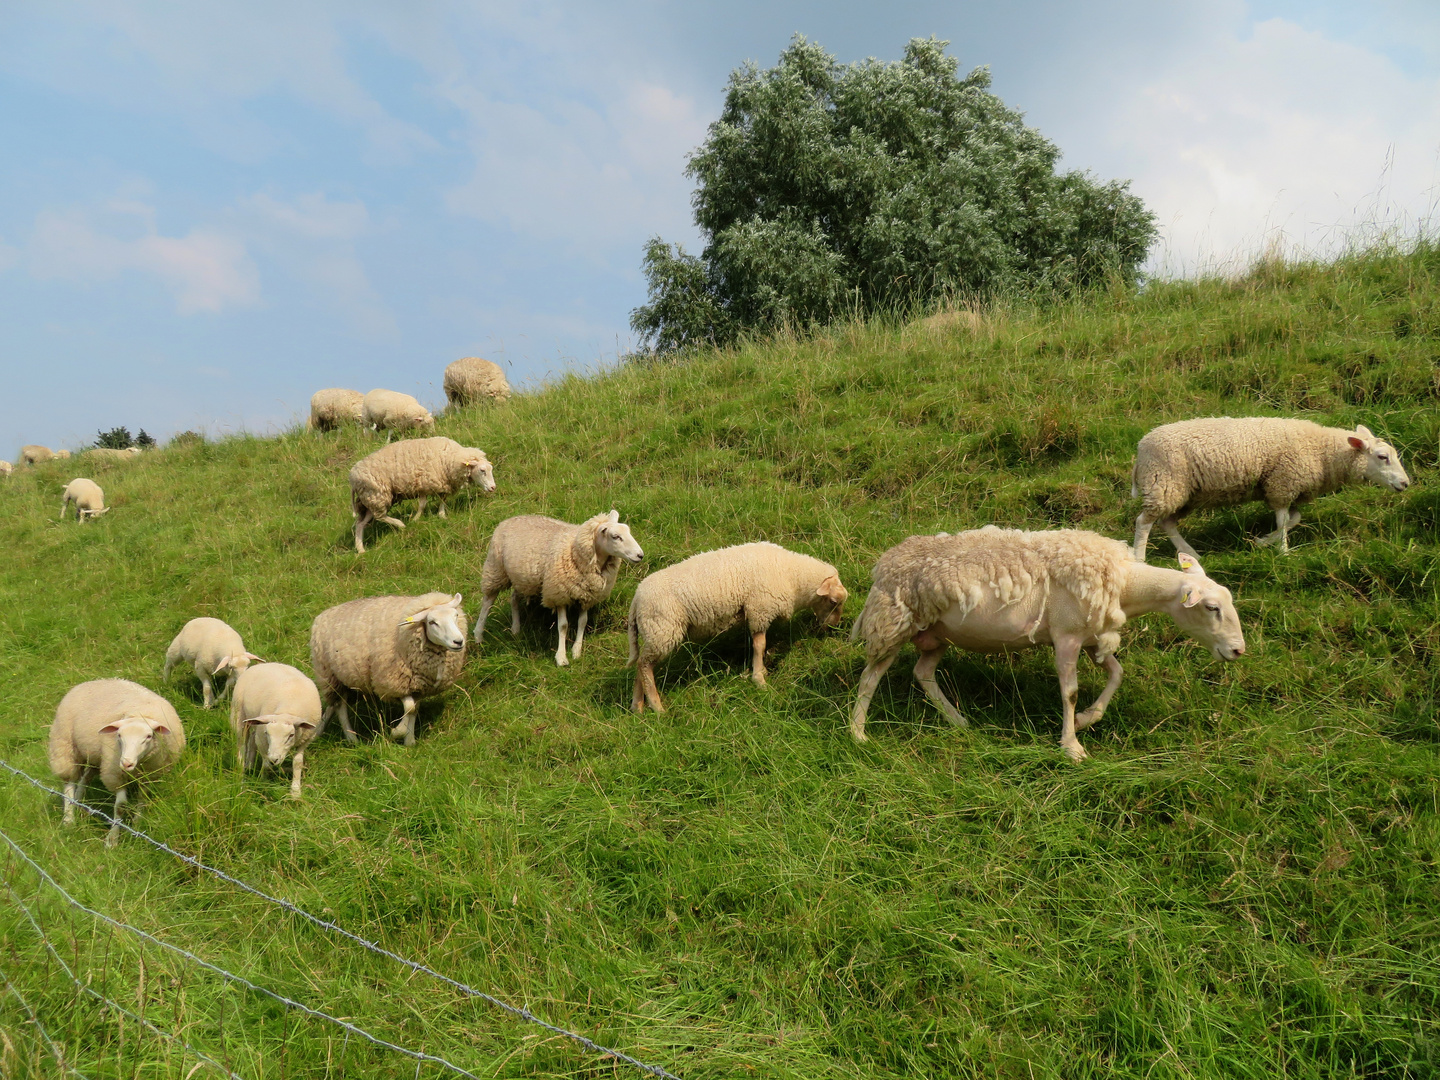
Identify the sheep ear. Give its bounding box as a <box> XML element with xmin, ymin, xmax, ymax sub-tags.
<box><xmin>213</xmin><ymin>657</ymin><xmax>232</xmax><ymax>674</ymax></box>
<box><xmin>816</xmin><ymin>575</ymin><xmax>845</xmax><ymax>601</ymax></box>
<box><xmin>243</xmin><ymin>716</ymin><xmax>269</xmax><ymax>726</ymax></box>
<box><xmin>1177</xmin><ymin>553</ymin><xmax>1204</xmax><ymax>576</ymax></box>
<box><xmin>1355</xmin><ymin>424</ymin><xmax>1373</xmax><ymax>439</ymax></box>
<box><xmin>1180</xmin><ymin>585</ymin><xmax>1202</xmax><ymax>608</ymax></box>
<box><xmin>150</xmin><ymin>724</ymin><xmax>170</xmax><ymax>735</ymax></box>
<box><xmin>99</xmin><ymin>723</ymin><xmax>121</xmax><ymax>734</ymax></box>
<box><xmin>296</xmin><ymin>722</ymin><xmax>316</xmax><ymax>731</ymax></box>
<box><xmin>245</xmin><ymin>652</ymin><xmax>263</xmax><ymax>662</ymax></box>
<box><xmin>399</xmin><ymin>615</ymin><xmax>421</xmax><ymax>627</ymax></box>
<box><xmin>1347</xmin><ymin>435</ymin><xmax>1367</xmax><ymax>450</ymax></box>
<box><xmin>450</xmin><ymin>593</ymin><xmax>463</xmax><ymax>607</ymax></box>
<box><xmin>608</xmin><ymin>509</ymin><xmax>620</xmax><ymax>523</ymax></box>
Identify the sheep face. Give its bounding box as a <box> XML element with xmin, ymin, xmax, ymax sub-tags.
<box><xmin>244</xmin><ymin>715</ymin><xmax>315</xmax><ymax>767</ymax></box>
<box><xmin>467</xmin><ymin>455</ymin><xmax>496</xmax><ymax>493</ymax></box>
<box><xmin>100</xmin><ymin>718</ymin><xmax>170</xmax><ymax>774</ymax></box>
<box><xmin>402</xmin><ymin>593</ymin><xmax>467</xmax><ymax>650</ymax></box>
<box><xmin>213</xmin><ymin>653</ymin><xmax>263</xmax><ymax>678</ymax></box>
<box><xmin>413</xmin><ymin>412</ymin><xmax>437</xmax><ymax>432</ymax></box>
<box><xmin>810</xmin><ymin>574</ymin><xmax>849</xmax><ymax>627</ymax></box>
<box><xmin>1348</xmin><ymin>426</ymin><xmax>1410</xmax><ymax>493</ymax></box>
<box><xmin>597</xmin><ymin>512</ymin><xmax>644</xmax><ymax>564</ymax></box>
<box><xmin>1169</xmin><ymin>556</ymin><xmax>1246</xmax><ymax>661</ymax></box>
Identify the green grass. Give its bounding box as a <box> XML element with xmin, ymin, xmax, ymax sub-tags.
<box><xmin>1</xmin><ymin>244</ymin><xmax>1438</xmax><ymax>1078</ymax></box>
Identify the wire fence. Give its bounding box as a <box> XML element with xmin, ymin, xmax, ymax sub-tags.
<box><xmin>1</xmin><ymin>958</ymin><xmax>91</xmax><ymax>1080</ymax></box>
<box><xmin>0</xmin><ymin>759</ymin><xmax>684</xmax><ymax>1080</ymax></box>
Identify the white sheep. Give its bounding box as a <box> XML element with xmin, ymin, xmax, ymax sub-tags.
<box><xmin>443</xmin><ymin>356</ymin><xmax>512</xmax><ymax>407</ymax></box>
<box><xmin>849</xmin><ymin>527</ymin><xmax>1247</xmax><ymax>761</ymax></box>
<box><xmin>309</xmin><ymin>592</ymin><xmax>467</xmax><ymax>746</ymax></box>
<box><xmin>48</xmin><ymin>679</ymin><xmax>187</xmax><ymax>846</ymax></box>
<box><xmin>349</xmin><ymin>437</ymin><xmax>496</xmax><ymax>553</ymax></box>
<box><xmin>476</xmin><ymin>511</ymin><xmax>644</xmax><ymax>666</ymax></box>
<box><xmin>83</xmin><ymin>447</ymin><xmax>143</xmax><ymax>464</ymax></box>
<box><xmin>21</xmin><ymin>445</ymin><xmax>55</xmax><ymax>466</ymax></box>
<box><xmin>308</xmin><ymin>388</ymin><xmax>365</xmax><ymax>431</ymax></box>
<box><xmin>361</xmin><ymin>389</ymin><xmax>436</xmax><ymax>439</ymax></box>
<box><xmin>230</xmin><ymin>663</ymin><xmax>323</xmax><ymax>799</ymax></box>
<box><xmin>0</xmin><ymin>460</ymin><xmax>11</xmax><ymax>477</ymax></box>
<box><xmin>627</xmin><ymin>542</ymin><xmax>848</xmax><ymax>713</ymax></box>
<box><xmin>162</xmin><ymin>617</ymin><xmax>262</xmax><ymax>708</ymax></box>
<box><xmin>60</xmin><ymin>478</ymin><xmax>109</xmax><ymax>522</ymax></box>
<box><xmin>1132</xmin><ymin>417</ymin><xmax>1412</xmax><ymax>559</ymax></box>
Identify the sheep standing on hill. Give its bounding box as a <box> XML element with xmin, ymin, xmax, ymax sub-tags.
<box><xmin>476</xmin><ymin>511</ymin><xmax>644</xmax><ymax>666</ymax></box>
<box><xmin>362</xmin><ymin>389</ymin><xmax>435</xmax><ymax>439</ymax></box>
<box><xmin>627</xmin><ymin>542</ymin><xmax>848</xmax><ymax>713</ymax></box>
<box><xmin>849</xmin><ymin>528</ymin><xmax>1246</xmax><ymax>761</ymax></box>
<box><xmin>0</xmin><ymin>460</ymin><xmax>11</xmax><ymax>477</ymax></box>
<box><xmin>443</xmin><ymin>356</ymin><xmax>512</xmax><ymax>407</ymax></box>
<box><xmin>21</xmin><ymin>445</ymin><xmax>55</xmax><ymax>465</ymax></box>
<box><xmin>1132</xmin><ymin>418</ymin><xmax>1411</xmax><ymax>559</ymax></box>
<box><xmin>309</xmin><ymin>388</ymin><xmax>365</xmax><ymax>431</ymax></box>
<box><xmin>163</xmin><ymin>617</ymin><xmax>262</xmax><ymax>708</ymax></box>
<box><xmin>310</xmin><ymin>592</ymin><xmax>467</xmax><ymax>746</ymax></box>
<box><xmin>60</xmin><ymin>478</ymin><xmax>109</xmax><ymax>522</ymax></box>
<box><xmin>48</xmin><ymin>679</ymin><xmax>186</xmax><ymax>846</ymax></box>
<box><xmin>230</xmin><ymin>663</ymin><xmax>323</xmax><ymax>799</ymax></box>
<box><xmin>84</xmin><ymin>447</ymin><xmax>143</xmax><ymax>464</ymax></box>
<box><xmin>349</xmin><ymin>437</ymin><xmax>496</xmax><ymax>553</ymax></box>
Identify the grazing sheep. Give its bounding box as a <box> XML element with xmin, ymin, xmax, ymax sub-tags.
<box><xmin>1132</xmin><ymin>417</ymin><xmax>1412</xmax><ymax>559</ymax></box>
<box><xmin>476</xmin><ymin>511</ymin><xmax>644</xmax><ymax>666</ymax></box>
<box><xmin>361</xmin><ymin>389</ymin><xmax>435</xmax><ymax>439</ymax></box>
<box><xmin>83</xmin><ymin>447</ymin><xmax>143</xmax><ymax>464</ymax></box>
<box><xmin>0</xmin><ymin>460</ymin><xmax>11</xmax><ymax>477</ymax></box>
<box><xmin>48</xmin><ymin>679</ymin><xmax>186</xmax><ymax>846</ymax></box>
<box><xmin>627</xmin><ymin>542</ymin><xmax>848</xmax><ymax>713</ymax></box>
<box><xmin>55</xmin><ymin>449</ymin><xmax>71</xmax><ymax>459</ymax></box>
<box><xmin>443</xmin><ymin>356</ymin><xmax>512</xmax><ymax>407</ymax></box>
<box><xmin>230</xmin><ymin>663</ymin><xmax>323</xmax><ymax>799</ymax></box>
<box><xmin>163</xmin><ymin>617</ymin><xmax>262</xmax><ymax>708</ymax></box>
<box><xmin>308</xmin><ymin>388</ymin><xmax>365</xmax><ymax>431</ymax></box>
<box><xmin>60</xmin><ymin>478</ymin><xmax>109</xmax><ymax>522</ymax></box>
<box><xmin>309</xmin><ymin>592</ymin><xmax>467</xmax><ymax>746</ymax></box>
<box><xmin>349</xmin><ymin>437</ymin><xmax>496</xmax><ymax>553</ymax></box>
<box><xmin>21</xmin><ymin>445</ymin><xmax>55</xmax><ymax>466</ymax></box>
<box><xmin>849</xmin><ymin>528</ymin><xmax>1247</xmax><ymax>760</ymax></box>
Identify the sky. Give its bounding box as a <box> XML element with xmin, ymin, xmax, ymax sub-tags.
<box><xmin>1</xmin><ymin>0</ymin><xmax>1437</xmax><ymax>455</ymax></box>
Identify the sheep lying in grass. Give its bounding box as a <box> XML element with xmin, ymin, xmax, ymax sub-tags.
<box><xmin>60</xmin><ymin>479</ymin><xmax>109</xmax><ymax>522</ymax></box>
<box><xmin>83</xmin><ymin>447</ymin><xmax>143</xmax><ymax>464</ymax></box>
<box><xmin>349</xmin><ymin>437</ymin><xmax>496</xmax><ymax>553</ymax></box>
<box><xmin>627</xmin><ymin>542</ymin><xmax>848</xmax><ymax>713</ymax></box>
<box><xmin>309</xmin><ymin>388</ymin><xmax>365</xmax><ymax>431</ymax></box>
<box><xmin>231</xmin><ymin>663</ymin><xmax>323</xmax><ymax>799</ymax></box>
<box><xmin>163</xmin><ymin>617</ymin><xmax>262</xmax><ymax>708</ymax></box>
<box><xmin>310</xmin><ymin>592</ymin><xmax>467</xmax><ymax>746</ymax></box>
<box><xmin>362</xmin><ymin>389</ymin><xmax>435</xmax><ymax>439</ymax></box>
<box><xmin>476</xmin><ymin>511</ymin><xmax>644</xmax><ymax>665</ymax></box>
<box><xmin>1132</xmin><ymin>417</ymin><xmax>1411</xmax><ymax>559</ymax></box>
<box><xmin>849</xmin><ymin>528</ymin><xmax>1246</xmax><ymax>761</ymax></box>
<box><xmin>444</xmin><ymin>356</ymin><xmax>512</xmax><ymax>407</ymax></box>
<box><xmin>48</xmin><ymin>679</ymin><xmax>186</xmax><ymax>846</ymax></box>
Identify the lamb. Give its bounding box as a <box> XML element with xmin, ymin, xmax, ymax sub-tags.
<box><xmin>443</xmin><ymin>356</ymin><xmax>512</xmax><ymax>407</ymax></box>
<box><xmin>48</xmin><ymin>679</ymin><xmax>186</xmax><ymax>846</ymax></box>
<box><xmin>349</xmin><ymin>437</ymin><xmax>496</xmax><ymax>553</ymax></box>
<box><xmin>849</xmin><ymin>527</ymin><xmax>1246</xmax><ymax>760</ymax></box>
<box><xmin>309</xmin><ymin>592</ymin><xmax>467</xmax><ymax>746</ymax></box>
<box><xmin>627</xmin><ymin>541</ymin><xmax>848</xmax><ymax>713</ymax></box>
<box><xmin>21</xmin><ymin>445</ymin><xmax>55</xmax><ymax>465</ymax></box>
<box><xmin>476</xmin><ymin>511</ymin><xmax>644</xmax><ymax>666</ymax></box>
<box><xmin>60</xmin><ymin>478</ymin><xmax>109</xmax><ymax>522</ymax></box>
<box><xmin>83</xmin><ymin>447</ymin><xmax>143</xmax><ymax>464</ymax></box>
<box><xmin>308</xmin><ymin>388</ymin><xmax>365</xmax><ymax>431</ymax></box>
<box><xmin>361</xmin><ymin>389</ymin><xmax>436</xmax><ymax>439</ymax></box>
<box><xmin>230</xmin><ymin>663</ymin><xmax>323</xmax><ymax>799</ymax></box>
<box><xmin>162</xmin><ymin>617</ymin><xmax>262</xmax><ymax>708</ymax></box>
<box><xmin>1132</xmin><ymin>417</ymin><xmax>1411</xmax><ymax>559</ymax></box>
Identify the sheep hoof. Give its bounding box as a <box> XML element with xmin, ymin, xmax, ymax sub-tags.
<box><xmin>555</xmin><ymin>655</ymin><xmax>569</xmax><ymax>667</ymax></box>
<box><xmin>1061</xmin><ymin>740</ymin><xmax>1089</xmax><ymax>762</ymax></box>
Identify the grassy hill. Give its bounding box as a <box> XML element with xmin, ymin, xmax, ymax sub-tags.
<box><xmin>0</xmin><ymin>246</ymin><xmax>1437</xmax><ymax>1079</ymax></box>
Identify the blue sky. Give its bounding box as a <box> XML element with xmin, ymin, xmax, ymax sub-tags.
<box><xmin>1</xmin><ymin>1</ymin><xmax>1437</xmax><ymax>455</ymax></box>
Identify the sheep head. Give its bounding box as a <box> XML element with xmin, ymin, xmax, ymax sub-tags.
<box><xmin>401</xmin><ymin>593</ymin><xmax>467</xmax><ymax>650</ymax></box>
<box><xmin>1347</xmin><ymin>425</ymin><xmax>1410</xmax><ymax>493</ymax></box>
<box><xmin>596</xmin><ymin>510</ymin><xmax>644</xmax><ymax>564</ymax></box>
<box><xmin>1170</xmin><ymin>554</ymin><xmax>1245</xmax><ymax>661</ymax></box>
<box><xmin>244</xmin><ymin>714</ymin><xmax>316</xmax><ymax>766</ymax></box>
<box><xmin>99</xmin><ymin>717</ymin><xmax>171</xmax><ymax>774</ymax></box>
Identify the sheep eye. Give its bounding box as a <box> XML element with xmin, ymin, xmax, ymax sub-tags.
<box><xmin>1205</xmin><ymin>603</ymin><xmax>1220</xmax><ymax>613</ymax></box>
<box><xmin>1378</xmin><ymin>454</ymin><xmax>1389</xmax><ymax>463</ymax></box>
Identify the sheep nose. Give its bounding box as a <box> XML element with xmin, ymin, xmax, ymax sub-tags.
<box><xmin>1231</xmin><ymin>644</ymin><xmax>1245</xmax><ymax>658</ymax></box>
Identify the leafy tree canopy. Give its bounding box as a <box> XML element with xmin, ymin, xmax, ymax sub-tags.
<box><xmin>632</xmin><ymin>35</ymin><xmax>1158</xmax><ymax>352</ymax></box>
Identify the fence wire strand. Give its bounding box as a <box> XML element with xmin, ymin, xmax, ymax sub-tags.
<box><xmin>1</xmin><ymin>959</ymin><xmax>90</xmax><ymax>1080</ymax></box>
<box><xmin>0</xmin><ymin>760</ymin><xmax>683</xmax><ymax>1080</ymax></box>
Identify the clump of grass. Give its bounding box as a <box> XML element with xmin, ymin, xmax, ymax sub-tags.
<box><xmin>0</xmin><ymin>244</ymin><xmax>1436</xmax><ymax>1078</ymax></box>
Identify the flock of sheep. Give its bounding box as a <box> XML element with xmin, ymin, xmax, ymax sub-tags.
<box><xmin>25</xmin><ymin>351</ymin><xmax>1415</xmax><ymax>843</ymax></box>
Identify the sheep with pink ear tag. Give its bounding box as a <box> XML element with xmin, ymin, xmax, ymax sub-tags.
<box><xmin>48</xmin><ymin>680</ymin><xmax>186</xmax><ymax>846</ymax></box>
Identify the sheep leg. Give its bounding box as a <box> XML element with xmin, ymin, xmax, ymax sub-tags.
<box><xmin>106</xmin><ymin>786</ymin><xmax>128</xmax><ymax>847</ymax></box>
<box><xmin>555</xmin><ymin>607</ymin><xmax>570</xmax><ymax>666</ymax></box>
<box><xmin>378</xmin><ymin>515</ymin><xmax>406</xmax><ymax>530</ymax></box>
<box><xmin>571</xmin><ymin>608</ymin><xmax>589</xmax><ymax>660</ymax></box>
<box><xmin>912</xmin><ymin>646</ymin><xmax>967</xmax><ymax>727</ymax></box>
<box><xmin>1159</xmin><ymin>516</ymin><xmax>1201</xmax><ymax>561</ymax></box>
<box><xmin>850</xmin><ymin>649</ymin><xmax>900</xmax><ymax>742</ymax></box>
<box><xmin>391</xmin><ymin>695</ymin><xmax>418</xmax><ymax>746</ymax></box>
<box><xmin>289</xmin><ymin>750</ymin><xmax>304</xmax><ymax>799</ymax></box>
<box><xmin>1054</xmin><ymin>636</ymin><xmax>1088</xmax><ymax>762</ymax></box>
<box><xmin>437</xmin><ymin>501</ymin><xmax>447</xmax><ymax>518</ymax></box>
<box><xmin>634</xmin><ymin>658</ymin><xmax>665</xmax><ymax>713</ymax></box>
<box><xmin>1132</xmin><ymin>513</ymin><xmax>1156</xmax><ymax>561</ymax></box>
<box><xmin>59</xmin><ymin>497</ymin><xmax>68</xmax><ymax>521</ymax></box>
<box><xmin>334</xmin><ymin>699</ymin><xmax>358</xmax><ymax>744</ymax></box>
<box><xmin>411</xmin><ymin>496</ymin><xmax>427</xmax><ymax>522</ymax></box>
<box><xmin>238</xmin><ymin>729</ymin><xmax>251</xmax><ymax>771</ymax></box>
<box><xmin>354</xmin><ymin>508</ymin><xmax>373</xmax><ymax>553</ymax></box>
<box><xmin>61</xmin><ymin>767</ymin><xmax>95</xmax><ymax>824</ymax></box>
<box><xmin>750</xmin><ymin>629</ymin><xmax>768</xmax><ymax>686</ymax></box>
<box><xmin>510</xmin><ymin>593</ymin><xmax>522</xmax><ymax>634</ymax></box>
<box><xmin>1075</xmin><ymin>649</ymin><xmax>1124</xmax><ymax>731</ymax></box>
<box><xmin>1257</xmin><ymin>506</ymin><xmax>1299</xmax><ymax>552</ymax></box>
<box><xmin>200</xmin><ymin>673</ymin><xmax>215</xmax><ymax>709</ymax></box>
<box><xmin>475</xmin><ymin>594</ymin><xmax>495</xmax><ymax>644</ymax></box>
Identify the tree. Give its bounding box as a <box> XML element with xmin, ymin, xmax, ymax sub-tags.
<box><xmin>631</xmin><ymin>36</ymin><xmax>1157</xmax><ymax>352</ymax></box>
<box><xmin>95</xmin><ymin>426</ymin><xmax>134</xmax><ymax>450</ymax></box>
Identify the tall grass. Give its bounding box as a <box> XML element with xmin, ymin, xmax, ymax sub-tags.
<box><xmin>0</xmin><ymin>245</ymin><xmax>1436</xmax><ymax>1078</ymax></box>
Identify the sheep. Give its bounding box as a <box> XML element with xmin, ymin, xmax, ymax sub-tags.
<box><xmin>349</xmin><ymin>437</ymin><xmax>496</xmax><ymax>553</ymax></box>
<box><xmin>309</xmin><ymin>592</ymin><xmax>467</xmax><ymax>746</ymax></box>
<box><xmin>230</xmin><ymin>663</ymin><xmax>323</xmax><ymax>799</ymax></box>
<box><xmin>1132</xmin><ymin>417</ymin><xmax>1412</xmax><ymax>559</ymax></box>
<box><xmin>48</xmin><ymin>679</ymin><xmax>186</xmax><ymax>846</ymax></box>
<box><xmin>56</xmin><ymin>449</ymin><xmax>71</xmax><ymax>459</ymax></box>
<box><xmin>308</xmin><ymin>388</ymin><xmax>365</xmax><ymax>431</ymax></box>
<box><xmin>443</xmin><ymin>356</ymin><xmax>512</xmax><ymax>408</ymax></box>
<box><xmin>476</xmin><ymin>511</ymin><xmax>644</xmax><ymax>666</ymax></box>
<box><xmin>627</xmin><ymin>541</ymin><xmax>848</xmax><ymax>713</ymax></box>
<box><xmin>83</xmin><ymin>447</ymin><xmax>143</xmax><ymax>464</ymax></box>
<box><xmin>162</xmin><ymin>617</ymin><xmax>262</xmax><ymax>708</ymax></box>
<box><xmin>849</xmin><ymin>527</ymin><xmax>1246</xmax><ymax>760</ymax></box>
<box><xmin>362</xmin><ymin>389</ymin><xmax>435</xmax><ymax>439</ymax></box>
<box><xmin>60</xmin><ymin>478</ymin><xmax>109</xmax><ymax>522</ymax></box>
<box><xmin>0</xmin><ymin>460</ymin><xmax>11</xmax><ymax>477</ymax></box>
<box><xmin>21</xmin><ymin>445</ymin><xmax>55</xmax><ymax>465</ymax></box>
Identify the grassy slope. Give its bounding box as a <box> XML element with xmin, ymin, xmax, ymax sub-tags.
<box><xmin>0</xmin><ymin>248</ymin><xmax>1437</xmax><ymax>1079</ymax></box>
